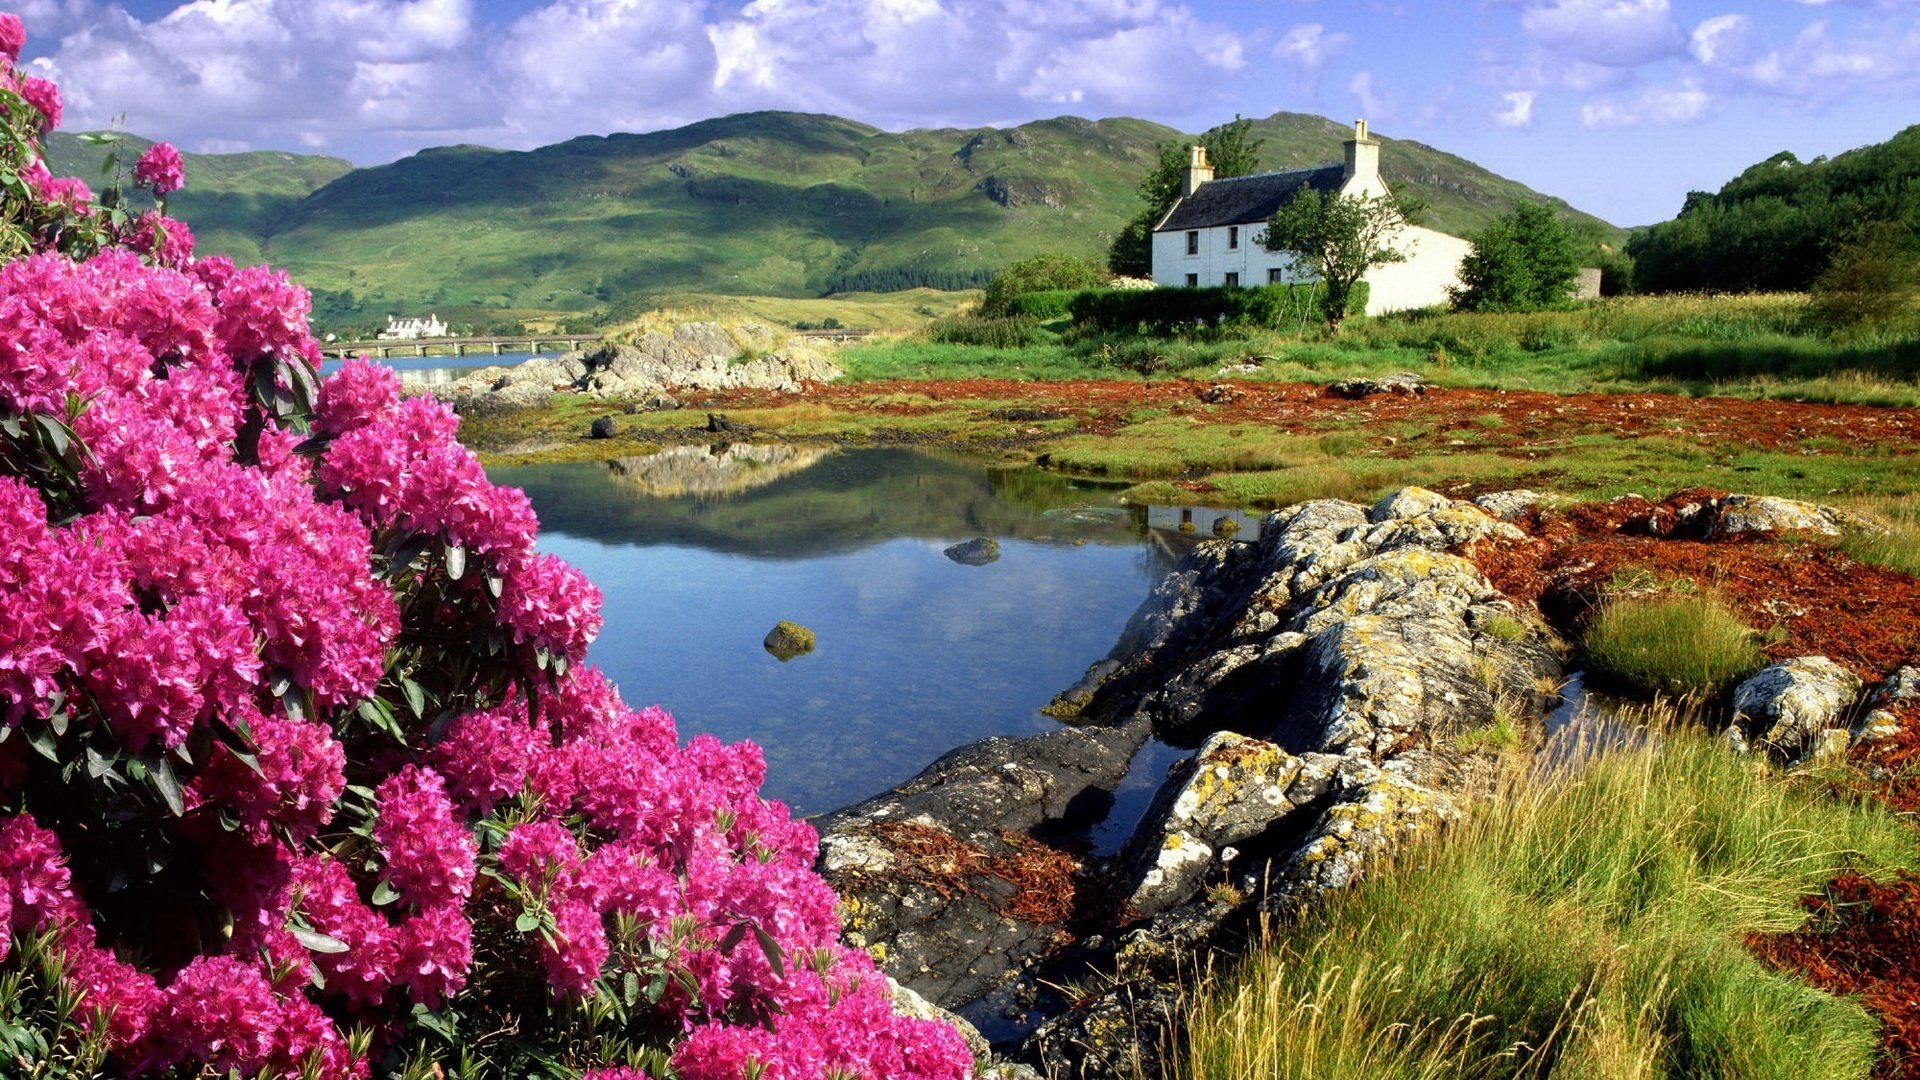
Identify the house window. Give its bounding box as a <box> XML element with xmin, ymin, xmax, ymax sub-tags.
<box><xmin>1186</xmin><ymin>231</ymin><xmax>1199</xmax><ymax>256</ymax></box>
<box><xmin>1267</xmin><ymin>268</ymin><xmax>1286</xmax><ymax>284</ymax></box>
<box><xmin>1224</xmin><ymin>272</ymin><xmax>1240</xmax><ymax>287</ymax></box>
<box><xmin>1228</xmin><ymin>226</ymin><xmax>1239</xmax><ymax>250</ymax></box>
<box><xmin>1185</xmin><ymin>273</ymin><xmax>1199</xmax><ymax>287</ymax></box>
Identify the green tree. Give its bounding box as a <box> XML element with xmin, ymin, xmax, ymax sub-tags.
<box><xmin>1107</xmin><ymin>116</ymin><xmax>1265</xmax><ymax>276</ymax></box>
<box><xmin>1810</xmin><ymin>222</ymin><xmax>1920</xmax><ymax>330</ymax></box>
<box><xmin>980</xmin><ymin>252</ymin><xmax>1106</xmax><ymax>316</ymax></box>
<box><xmin>1451</xmin><ymin>201</ymin><xmax>1582</xmax><ymax>312</ymax></box>
<box><xmin>1263</xmin><ymin>188</ymin><xmax>1423</xmax><ymax>332</ymax></box>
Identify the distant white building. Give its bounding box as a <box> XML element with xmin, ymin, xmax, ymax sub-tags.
<box><xmin>376</xmin><ymin>314</ymin><xmax>449</xmax><ymax>340</ymax></box>
<box><xmin>1150</xmin><ymin>120</ymin><xmax>1472</xmax><ymax>315</ymax></box>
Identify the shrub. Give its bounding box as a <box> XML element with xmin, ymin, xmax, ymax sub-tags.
<box><xmin>1006</xmin><ymin>289</ymin><xmax>1079</xmax><ymax>320</ymax></box>
<box><xmin>0</xmin><ymin>24</ymin><xmax>969</xmax><ymax>1080</ymax></box>
<box><xmin>1810</xmin><ymin>223</ymin><xmax>1920</xmax><ymax>331</ymax></box>
<box><xmin>1583</xmin><ymin>594</ymin><xmax>1764</xmax><ymax>701</ymax></box>
<box><xmin>1451</xmin><ymin>201</ymin><xmax>1581</xmax><ymax>313</ymax></box>
<box><xmin>979</xmin><ymin>252</ymin><xmax>1105</xmax><ymax>317</ymax></box>
<box><xmin>923</xmin><ymin>313</ymin><xmax>1039</xmax><ymax>348</ymax></box>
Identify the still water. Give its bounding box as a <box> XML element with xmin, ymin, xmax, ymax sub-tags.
<box><xmin>489</xmin><ymin>446</ymin><xmax>1262</xmax><ymax>818</ymax></box>
<box><xmin>319</xmin><ymin>351</ymin><xmax>543</xmax><ymax>385</ymax></box>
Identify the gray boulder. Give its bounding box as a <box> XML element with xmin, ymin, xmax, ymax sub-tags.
<box><xmin>1728</xmin><ymin>656</ymin><xmax>1864</xmax><ymax>762</ymax></box>
<box><xmin>1713</xmin><ymin>495</ymin><xmax>1875</xmax><ymax>539</ymax></box>
<box><xmin>1855</xmin><ymin>666</ymin><xmax>1919</xmax><ymax>743</ymax></box>
<box><xmin>1327</xmin><ymin>371</ymin><xmax>1426</xmax><ymax>398</ymax></box>
<box><xmin>588</xmin><ymin>415</ymin><xmax>618</xmax><ymax>439</ymax></box>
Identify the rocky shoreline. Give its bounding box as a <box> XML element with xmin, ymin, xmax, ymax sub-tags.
<box><xmin>815</xmin><ymin>485</ymin><xmax>1920</xmax><ymax>1078</ymax></box>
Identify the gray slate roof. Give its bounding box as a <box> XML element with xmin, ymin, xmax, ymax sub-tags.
<box><xmin>1155</xmin><ymin>165</ymin><xmax>1346</xmax><ymax>232</ymax></box>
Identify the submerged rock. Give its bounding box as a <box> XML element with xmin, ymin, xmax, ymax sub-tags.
<box><xmin>763</xmin><ymin>620</ymin><xmax>816</xmax><ymax>661</ymax></box>
<box><xmin>944</xmin><ymin>538</ymin><xmax>1001</xmax><ymax>566</ymax></box>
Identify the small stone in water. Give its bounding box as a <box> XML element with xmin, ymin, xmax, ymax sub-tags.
<box><xmin>764</xmin><ymin>620</ymin><xmax>816</xmax><ymax>661</ymax></box>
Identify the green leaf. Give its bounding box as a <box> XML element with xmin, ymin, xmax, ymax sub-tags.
<box><xmin>485</xmin><ymin>567</ymin><xmax>505</xmax><ymax>599</ymax></box>
<box><xmin>292</xmin><ymin>928</ymin><xmax>350</xmax><ymax>955</ymax></box>
<box><xmin>385</xmin><ymin>534</ymin><xmax>433</xmax><ymax>580</ymax></box>
<box><xmin>623</xmin><ymin>970</ymin><xmax>641</xmax><ymax>1006</ymax></box>
<box><xmin>514</xmin><ymin>911</ymin><xmax>541</xmax><ymax>934</ymax></box>
<box><xmin>85</xmin><ymin>744</ymin><xmax>118</xmax><ymax>781</ymax></box>
<box><xmin>401</xmin><ymin>678</ymin><xmax>427</xmax><ymax>720</ymax></box>
<box><xmin>147</xmin><ymin>754</ymin><xmax>185</xmax><ymax>816</ymax></box>
<box><xmin>444</xmin><ymin>543</ymin><xmax>466</xmax><ymax>581</ymax></box>
<box><xmin>25</xmin><ymin>725</ymin><xmax>58</xmax><ymax>763</ymax></box>
<box><xmin>752</xmin><ymin>924</ymin><xmax>786</xmax><ymax>980</ymax></box>
<box><xmin>719</xmin><ymin>923</ymin><xmax>749</xmax><ymax>954</ymax></box>
<box><xmin>371</xmin><ymin>879</ymin><xmax>401</xmax><ymax>907</ymax></box>
<box><xmin>31</xmin><ymin>413</ymin><xmax>71</xmax><ymax>458</ymax></box>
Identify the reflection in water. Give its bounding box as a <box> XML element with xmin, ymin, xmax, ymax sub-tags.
<box><xmin>604</xmin><ymin>444</ymin><xmax>834</xmax><ymax>499</ymax></box>
<box><xmin>493</xmin><ymin>446</ymin><xmax>1257</xmax><ymax>814</ymax></box>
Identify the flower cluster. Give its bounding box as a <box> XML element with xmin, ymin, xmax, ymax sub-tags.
<box><xmin>0</xmin><ymin>17</ymin><xmax>972</xmax><ymax>1080</ymax></box>
<box><xmin>134</xmin><ymin>141</ymin><xmax>185</xmax><ymax>197</ymax></box>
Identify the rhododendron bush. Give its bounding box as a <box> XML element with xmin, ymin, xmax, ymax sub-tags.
<box><xmin>0</xmin><ymin>18</ymin><xmax>971</xmax><ymax>1079</ymax></box>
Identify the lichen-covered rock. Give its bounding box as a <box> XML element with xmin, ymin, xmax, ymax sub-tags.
<box><xmin>1854</xmin><ymin>666</ymin><xmax>1920</xmax><ymax>743</ymax></box>
<box><xmin>1369</xmin><ymin>485</ymin><xmax>1453</xmax><ymax>522</ymax></box>
<box><xmin>1025</xmin><ymin>978</ymin><xmax>1181</xmax><ymax>1080</ymax></box>
<box><xmin>1712</xmin><ymin>495</ymin><xmax>1875</xmax><ymax>539</ymax></box>
<box><xmin>1118</xmin><ymin>732</ymin><xmax>1342</xmax><ymax>916</ymax></box>
<box><xmin>1728</xmin><ymin>656</ymin><xmax>1864</xmax><ymax>762</ymax></box>
<box><xmin>1327</xmin><ymin>371</ymin><xmax>1426</xmax><ymax>398</ymax></box>
<box><xmin>1474</xmin><ymin>489</ymin><xmax>1547</xmax><ymax>521</ymax></box>
<box><xmin>439</xmin><ymin>319</ymin><xmax>843</xmax><ymax>412</ymax></box>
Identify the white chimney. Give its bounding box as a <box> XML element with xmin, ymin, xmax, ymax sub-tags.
<box><xmin>1182</xmin><ymin>143</ymin><xmax>1215</xmax><ymax>197</ymax></box>
<box><xmin>1343</xmin><ymin>119</ymin><xmax>1380</xmax><ymax>185</ymax></box>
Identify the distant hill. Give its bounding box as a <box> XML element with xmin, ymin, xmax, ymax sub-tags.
<box><xmin>44</xmin><ymin>132</ymin><xmax>354</xmax><ymax>267</ymax></box>
<box><xmin>49</xmin><ymin>113</ymin><xmax>1622</xmax><ymax>330</ymax></box>
<box><xmin>1628</xmin><ymin>124</ymin><xmax>1920</xmax><ymax>293</ymax></box>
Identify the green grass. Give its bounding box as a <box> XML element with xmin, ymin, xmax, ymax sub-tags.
<box><xmin>1836</xmin><ymin>495</ymin><xmax>1920</xmax><ymax>576</ymax></box>
<box><xmin>1583</xmin><ymin>595</ymin><xmax>1766</xmax><ymax>702</ymax></box>
<box><xmin>1175</xmin><ymin>728</ymin><xmax>1919</xmax><ymax>1079</ymax></box>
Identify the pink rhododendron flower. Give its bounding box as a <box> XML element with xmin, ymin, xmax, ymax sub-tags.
<box><xmin>133</xmin><ymin>141</ymin><xmax>185</xmax><ymax>196</ymax></box>
<box><xmin>19</xmin><ymin>74</ymin><xmax>59</xmax><ymax>132</ymax></box>
<box><xmin>126</xmin><ymin>210</ymin><xmax>195</xmax><ymax>266</ymax></box>
<box><xmin>375</xmin><ymin>766</ymin><xmax>476</xmax><ymax>908</ymax></box>
<box><xmin>0</xmin><ymin>12</ymin><xmax>24</xmax><ymax>60</ymax></box>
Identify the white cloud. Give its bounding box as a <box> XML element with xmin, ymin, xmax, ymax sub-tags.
<box><xmin>1688</xmin><ymin>13</ymin><xmax>1751</xmax><ymax>64</ymax></box>
<box><xmin>1496</xmin><ymin>89</ymin><xmax>1536</xmax><ymax>126</ymax></box>
<box><xmin>34</xmin><ymin>0</ymin><xmax>489</xmax><ymax>155</ymax></box>
<box><xmin>1580</xmin><ymin>76</ymin><xmax>1711</xmax><ymax>127</ymax></box>
<box><xmin>1273</xmin><ymin>22</ymin><xmax>1349</xmax><ymax>102</ymax></box>
<box><xmin>1521</xmin><ymin>0</ymin><xmax>1684</xmax><ymax>67</ymax></box>
<box><xmin>1349</xmin><ymin>69</ymin><xmax>1393</xmax><ymax>118</ymax></box>
<box><xmin>27</xmin><ymin>0</ymin><xmax>1252</xmax><ymax>161</ymax></box>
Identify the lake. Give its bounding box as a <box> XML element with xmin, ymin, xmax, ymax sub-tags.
<box><xmin>320</xmin><ymin>351</ymin><xmax>546</xmax><ymax>385</ymax></box>
<box><xmin>489</xmin><ymin>446</ymin><xmax>1262</xmax><ymax>831</ymax></box>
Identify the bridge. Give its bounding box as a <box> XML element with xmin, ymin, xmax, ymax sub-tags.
<box><xmin>318</xmin><ymin>334</ymin><xmax>602</xmax><ymax>361</ymax></box>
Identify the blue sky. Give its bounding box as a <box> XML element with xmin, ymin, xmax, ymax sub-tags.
<box><xmin>13</xmin><ymin>1</ymin><xmax>1918</xmax><ymax>225</ymax></box>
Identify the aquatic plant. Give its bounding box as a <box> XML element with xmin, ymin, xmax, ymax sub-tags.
<box><xmin>0</xmin><ymin>20</ymin><xmax>970</xmax><ymax>1078</ymax></box>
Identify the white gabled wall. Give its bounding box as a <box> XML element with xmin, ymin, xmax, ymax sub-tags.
<box><xmin>1363</xmin><ymin>225</ymin><xmax>1472</xmax><ymax>314</ymax></box>
<box><xmin>1150</xmin><ymin>223</ymin><xmax>1313</xmax><ymax>289</ymax></box>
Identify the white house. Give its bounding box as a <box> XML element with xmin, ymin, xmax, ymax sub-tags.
<box><xmin>376</xmin><ymin>314</ymin><xmax>449</xmax><ymax>341</ymax></box>
<box><xmin>1150</xmin><ymin>120</ymin><xmax>1472</xmax><ymax>315</ymax></box>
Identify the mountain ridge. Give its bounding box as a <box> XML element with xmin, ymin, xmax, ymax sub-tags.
<box><xmin>48</xmin><ymin>111</ymin><xmax>1624</xmax><ymax>331</ymax></box>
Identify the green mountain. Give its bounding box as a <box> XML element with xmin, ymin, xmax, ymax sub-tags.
<box><xmin>50</xmin><ymin>113</ymin><xmax>1622</xmax><ymax>329</ymax></box>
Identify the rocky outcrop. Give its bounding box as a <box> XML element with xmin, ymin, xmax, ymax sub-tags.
<box><xmin>1713</xmin><ymin>494</ymin><xmax>1878</xmax><ymax>539</ymax></box>
<box><xmin>815</xmin><ymin>718</ymin><xmax>1153</xmax><ymax>1007</ymax></box>
<box><xmin>1727</xmin><ymin>656</ymin><xmax>1864</xmax><ymax>763</ymax></box>
<box><xmin>816</xmin><ymin>487</ymin><xmax>1565</xmax><ymax>1075</ymax></box>
<box><xmin>1327</xmin><ymin>371</ymin><xmax>1426</xmax><ymax>398</ymax></box>
<box><xmin>440</xmin><ymin>321</ymin><xmax>842</xmax><ymax>412</ymax></box>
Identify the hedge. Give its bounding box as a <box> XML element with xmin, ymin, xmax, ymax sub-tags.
<box><xmin>1067</xmin><ymin>281</ymin><xmax>1368</xmax><ymax>333</ymax></box>
<box><xmin>1006</xmin><ymin>289</ymin><xmax>1080</xmax><ymax>320</ymax></box>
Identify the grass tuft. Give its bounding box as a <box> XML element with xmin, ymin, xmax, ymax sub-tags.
<box><xmin>1173</xmin><ymin>726</ymin><xmax>1918</xmax><ymax>1079</ymax></box>
<box><xmin>1582</xmin><ymin>594</ymin><xmax>1764</xmax><ymax>702</ymax></box>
